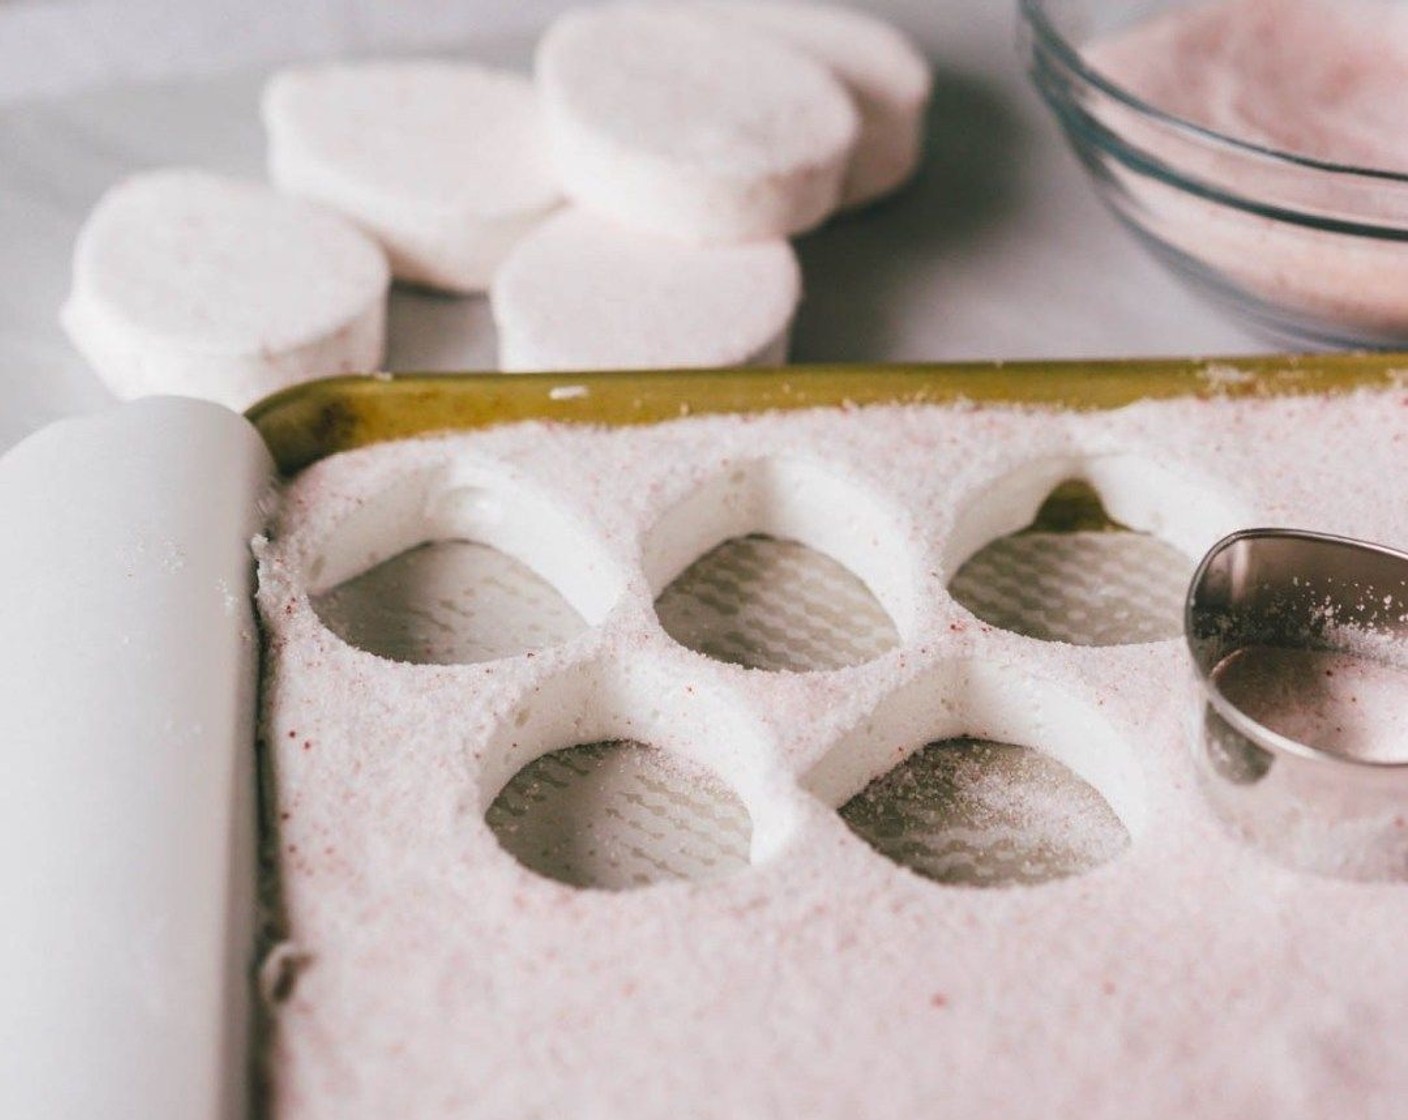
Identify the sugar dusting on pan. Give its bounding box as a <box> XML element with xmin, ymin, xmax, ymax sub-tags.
<box><xmin>256</xmin><ymin>388</ymin><xmax>1408</xmax><ymax>1118</ymax></box>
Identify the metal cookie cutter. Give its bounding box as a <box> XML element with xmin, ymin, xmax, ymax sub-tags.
<box><xmin>1186</xmin><ymin>529</ymin><xmax>1408</xmax><ymax>881</ymax></box>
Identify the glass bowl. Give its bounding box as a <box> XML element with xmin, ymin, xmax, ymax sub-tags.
<box><xmin>1019</xmin><ymin>0</ymin><xmax>1408</xmax><ymax>350</ymax></box>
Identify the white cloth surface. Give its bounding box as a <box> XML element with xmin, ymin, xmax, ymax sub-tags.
<box><xmin>0</xmin><ymin>0</ymin><xmax>573</xmax><ymax>105</ymax></box>
<box><xmin>0</xmin><ymin>0</ymin><xmax>1264</xmax><ymax>453</ymax></box>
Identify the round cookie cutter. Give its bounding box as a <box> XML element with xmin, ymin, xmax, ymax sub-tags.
<box><xmin>1186</xmin><ymin>528</ymin><xmax>1408</xmax><ymax>881</ymax></box>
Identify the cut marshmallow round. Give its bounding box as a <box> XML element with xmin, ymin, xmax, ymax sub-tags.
<box><xmin>536</xmin><ymin>4</ymin><xmax>860</xmax><ymax>243</ymax></box>
<box><xmin>491</xmin><ymin>208</ymin><xmax>800</xmax><ymax>372</ymax></box>
<box><xmin>62</xmin><ymin>169</ymin><xmax>389</xmax><ymax>411</ymax></box>
<box><xmin>686</xmin><ymin>1</ymin><xmax>932</xmax><ymax>208</ymax></box>
<box><xmin>263</xmin><ymin>61</ymin><xmax>563</xmax><ymax>293</ymax></box>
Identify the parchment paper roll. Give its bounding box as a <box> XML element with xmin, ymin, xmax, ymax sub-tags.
<box><xmin>0</xmin><ymin>397</ymin><xmax>273</xmax><ymax>1119</ymax></box>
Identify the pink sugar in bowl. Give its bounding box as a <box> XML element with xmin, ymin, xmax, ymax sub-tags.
<box><xmin>1020</xmin><ymin>0</ymin><xmax>1408</xmax><ymax>349</ymax></box>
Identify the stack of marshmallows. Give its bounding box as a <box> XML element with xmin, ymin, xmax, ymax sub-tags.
<box><xmin>62</xmin><ymin>2</ymin><xmax>932</xmax><ymax>410</ymax></box>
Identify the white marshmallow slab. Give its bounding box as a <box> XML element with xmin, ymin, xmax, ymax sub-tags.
<box><xmin>536</xmin><ymin>4</ymin><xmax>859</xmax><ymax>243</ymax></box>
<box><xmin>256</xmin><ymin>388</ymin><xmax>1408</xmax><ymax>1117</ymax></box>
<box><xmin>491</xmin><ymin>208</ymin><xmax>800</xmax><ymax>372</ymax></box>
<box><xmin>62</xmin><ymin>169</ymin><xmax>389</xmax><ymax>411</ymax></box>
<box><xmin>686</xmin><ymin>1</ymin><xmax>933</xmax><ymax>207</ymax></box>
<box><xmin>263</xmin><ymin>61</ymin><xmax>564</xmax><ymax>293</ymax></box>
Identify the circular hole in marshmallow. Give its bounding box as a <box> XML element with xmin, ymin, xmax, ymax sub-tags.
<box><xmin>263</xmin><ymin>61</ymin><xmax>563</xmax><ymax>294</ymax></box>
<box><xmin>536</xmin><ymin>3</ymin><xmax>859</xmax><ymax>242</ymax></box>
<box><xmin>62</xmin><ymin>169</ymin><xmax>389</xmax><ymax>411</ymax></box>
<box><xmin>655</xmin><ymin>534</ymin><xmax>898</xmax><ymax>672</ymax></box>
<box><xmin>643</xmin><ymin>457</ymin><xmax>917</xmax><ymax>668</ymax></box>
<box><xmin>481</xmin><ymin>656</ymin><xmax>790</xmax><ymax>890</ymax></box>
<box><xmin>946</xmin><ymin>455</ymin><xmax>1249</xmax><ymax>647</ymax></box>
<box><xmin>805</xmin><ymin>659</ymin><xmax>1146</xmax><ymax>887</ymax></box>
<box><xmin>307</xmin><ymin>465</ymin><xmax>625</xmax><ymax>665</ymax></box>
<box><xmin>313</xmin><ymin>539</ymin><xmax>588</xmax><ymax>666</ymax></box>
<box><xmin>486</xmin><ymin>739</ymin><xmax>752</xmax><ymax>891</ymax></box>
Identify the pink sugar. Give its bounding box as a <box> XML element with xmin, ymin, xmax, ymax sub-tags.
<box><xmin>256</xmin><ymin>387</ymin><xmax>1408</xmax><ymax>1118</ymax></box>
<box><xmin>1083</xmin><ymin>0</ymin><xmax>1408</xmax><ymax>338</ymax></box>
<box><xmin>1088</xmin><ymin>0</ymin><xmax>1408</xmax><ymax>172</ymax></box>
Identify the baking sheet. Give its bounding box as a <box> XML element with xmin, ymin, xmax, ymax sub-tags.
<box><xmin>248</xmin><ymin>355</ymin><xmax>1407</xmax><ymax>474</ymax></box>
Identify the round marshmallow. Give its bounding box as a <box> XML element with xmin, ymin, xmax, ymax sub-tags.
<box><xmin>262</xmin><ymin>61</ymin><xmax>563</xmax><ymax>293</ymax></box>
<box><xmin>62</xmin><ymin>169</ymin><xmax>389</xmax><ymax>411</ymax></box>
<box><xmin>685</xmin><ymin>1</ymin><xmax>932</xmax><ymax>207</ymax></box>
<box><xmin>536</xmin><ymin>4</ymin><xmax>860</xmax><ymax>243</ymax></box>
<box><xmin>491</xmin><ymin>208</ymin><xmax>801</xmax><ymax>372</ymax></box>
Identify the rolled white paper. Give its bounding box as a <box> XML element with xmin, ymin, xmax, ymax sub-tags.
<box><xmin>0</xmin><ymin>397</ymin><xmax>273</xmax><ymax>1120</ymax></box>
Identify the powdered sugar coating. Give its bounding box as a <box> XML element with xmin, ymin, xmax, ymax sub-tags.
<box><xmin>684</xmin><ymin>0</ymin><xmax>932</xmax><ymax>206</ymax></box>
<box><xmin>263</xmin><ymin>62</ymin><xmax>563</xmax><ymax>293</ymax></box>
<box><xmin>491</xmin><ymin>208</ymin><xmax>800</xmax><ymax>371</ymax></box>
<box><xmin>62</xmin><ymin>169</ymin><xmax>388</xmax><ymax>409</ymax></box>
<box><xmin>536</xmin><ymin>3</ymin><xmax>859</xmax><ymax>242</ymax></box>
<box><xmin>257</xmin><ymin>388</ymin><xmax>1408</xmax><ymax>1117</ymax></box>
